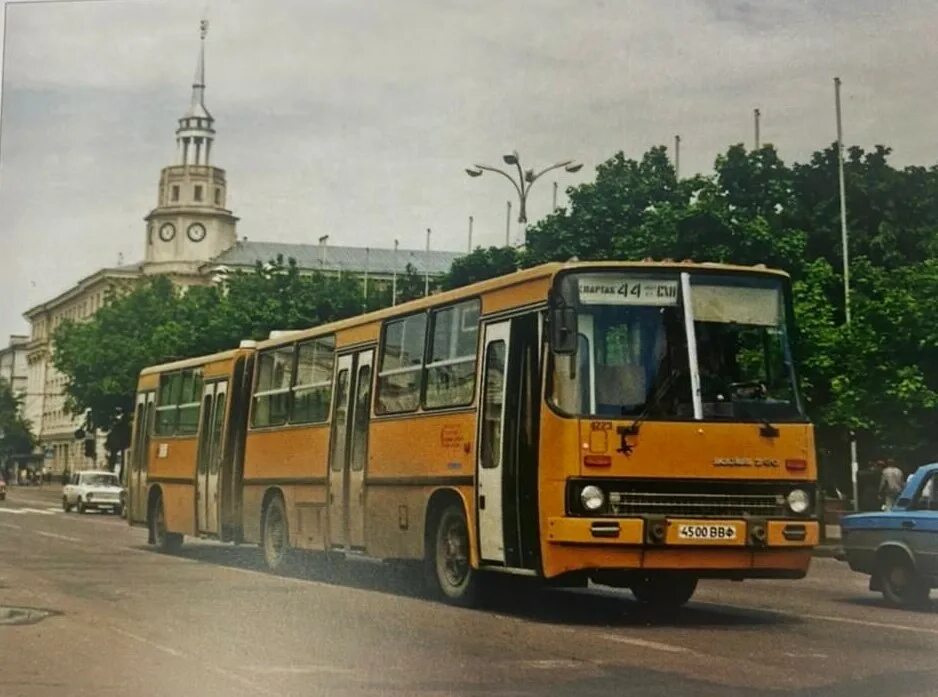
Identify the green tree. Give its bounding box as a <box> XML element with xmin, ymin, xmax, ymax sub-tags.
<box><xmin>453</xmin><ymin>142</ymin><xmax>938</xmax><ymax>488</ymax></box>
<box><xmin>396</xmin><ymin>262</ymin><xmax>432</xmax><ymax>303</ymax></box>
<box><xmin>0</xmin><ymin>379</ymin><xmax>36</xmax><ymax>474</ymax></box>
<box><xmin>52</xmin><ymin>258</ymin><xmax>371</xmax><ymax>463</ymax></box>
<box><xmin>443</xmin><ymin>246</ymin><xmax>521</xmax><ymax>290</ymax></box>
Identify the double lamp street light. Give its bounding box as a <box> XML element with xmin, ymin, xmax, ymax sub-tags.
<box><xmin>466</xmin><ymin>151</ymin><xmax>582</xmax><ymax>245</ymax></box>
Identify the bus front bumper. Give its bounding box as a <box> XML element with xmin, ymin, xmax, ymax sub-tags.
<box><xmin>543</xmin><ymin>516</ymin><xmax>819</xmax><ymax>579</ymax></box>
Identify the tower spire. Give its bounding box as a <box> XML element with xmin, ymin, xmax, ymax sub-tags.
<box><xmin>187</xmin><ymin>20</ymin><xmax>210</xmax><ymax>120</ymax></box>
<box><xmin>175</xmin><ymin>20</ymin><xmax>214</xmax><ymax>166</ymax></box>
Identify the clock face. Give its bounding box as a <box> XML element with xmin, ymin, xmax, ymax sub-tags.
<box><xmin>187</xmin><ymin>222</ymin><xmax>207</xmax><ymax>242</ymax></box>
<box><xmin>158</xmin><ymin>223</ymin><xmax>176</xmax><ymax>242</ymax></box>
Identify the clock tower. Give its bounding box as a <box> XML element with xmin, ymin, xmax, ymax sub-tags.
<box><xmin>143</xmin><ymin>21</ymin><xmax>238</xmax><ymax>274</ymax></box>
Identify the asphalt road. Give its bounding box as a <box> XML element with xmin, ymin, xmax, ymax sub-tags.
<box><xmin>1</xmin><ymin>486</ymin><xmax>936</xmax><ymax>697</ymax></box>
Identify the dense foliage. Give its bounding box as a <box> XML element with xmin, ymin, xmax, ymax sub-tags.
<box><xmin>52</xmin><ymin>258</ymin><xmax>385</xmax><ymax>462</ymax></box>
<box><xmin>52</xmin><ymin>143</ymin><xmax>938</xmax><ymax>488</ymax></box>
<box><xmin>445</xmin><ymin>143</ymin><xmax>938</xmax><ymax>490</ymax></box>
<box><xmin>0</xmin><ymin>379</ymin><xmax>36</xmax><ymax>472</ymax></box>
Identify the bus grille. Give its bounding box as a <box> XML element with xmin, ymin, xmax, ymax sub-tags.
<box><xmin>607</xmin><ymin>489</ymin><xmax>787</xmax><ymax>518</ymax></box>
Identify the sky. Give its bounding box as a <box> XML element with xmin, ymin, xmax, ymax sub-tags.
<box><xmin>1</xmin><ymin>0</ymin><xmax>936</xmax><ymax>340</ymax></box>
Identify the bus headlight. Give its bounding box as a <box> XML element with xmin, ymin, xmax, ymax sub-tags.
<box><xmin>580</xmin><ymin>485</ymin><xmax>605</xmax><ymax>513</ymax></box>
<box><xmin>786</xmin><ymin>488</ymin><xmax>810</xmax><ymax>514</ymax></box>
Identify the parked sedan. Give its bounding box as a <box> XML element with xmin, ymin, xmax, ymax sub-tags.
<box><xmin>62</xmin><ymin>470</ymin><xmax>124</xmax><ymax>515</ymax></box>
<box><xmin>840</xmin><ymin>463</ymin><xmax>938</xmax><ymax>608</ymax></box>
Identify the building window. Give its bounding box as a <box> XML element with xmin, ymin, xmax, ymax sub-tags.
<box><xmin>214</xmin><ymin>188</ymin><xmax>221</xmax><ymax>205</ymax></box>
<box><xmin>194</xmin><ymin>185</ymin><xmax>203</xmax><ymax>202</ymax></box>
<box><xmin>171</xmin><ymin>185</ymin><xmax>180</xmax><ymax>202</ymax></box>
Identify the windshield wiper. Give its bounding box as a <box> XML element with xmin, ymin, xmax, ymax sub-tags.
<box><xmin>730</xmin><ymin>390</ymin><xmax>779</xmax><ymax>438</ymax></box>
<box><xmin>619</xmin><ymin>368</ymin><xmax>679</xmax><ymax>438</ymax></box>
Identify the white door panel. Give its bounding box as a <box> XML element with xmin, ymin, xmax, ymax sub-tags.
<box><xmin>478</xmin><ymin>321</ymin><xmax>511</xmax><ymax>564</ymax></box>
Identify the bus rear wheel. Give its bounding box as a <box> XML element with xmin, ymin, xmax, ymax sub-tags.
<box><xmin>427</xmin><ymin>502</ymin><xmax>479</xmax><ymax>606</ymax></box>
<box><xmin>262</xmin><ymin>495</ymin><xmax>295</xmax><ymax>573</ymax></box>
<box><xmin>150</xmin><ymin>494</ymin><xmax>183</xmax><ymax>553</ymax></box>
<box><xmin>630</xmin><ymin>574</ymin><xmax>697</xmax><ymax>608</ymax></box>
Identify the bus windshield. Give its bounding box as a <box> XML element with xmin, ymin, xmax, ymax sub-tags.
<box><xmin>550</xmin><ymin>271</ymin><xmax>804</xmax><ymax>422</ymax></box>
<box><xmin>691</xmin><ymin>275</ymin><xmax>801</xmax><ymax>421</ymax></box>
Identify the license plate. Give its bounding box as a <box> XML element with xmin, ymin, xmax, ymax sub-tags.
<box><xmin>664</xmin><ymin>519</ymin><xmax>745</xmax><ymax>545</ymax></box>
<box><xmin>677</xmin><ymin>524</ymin><xmax>737</xmax><ymax>541</ymax></box>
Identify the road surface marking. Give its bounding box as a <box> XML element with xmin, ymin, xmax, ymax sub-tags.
<box><xmin>0</xmin><ymin>522</ymin><xmax>21</xmax><ymax>530</ymax></box>
<box><xmin>20</xmin><ymin>508</ymin><xmax>56</xmax><ymax>515</ymax></box>
<box><xmin>113</xmin><ymin>628</ymin><xmax>280</xmax><ymax>695</ymax></box>
<box><xmin>0</xmin><ymin>508</ymin><xmax>26</xmax><ymax>514</ymax></box>
<box><xmin>113</xmin><ymin>627</ymin><xmax>185</xmax><ymax>658</ymax></box>
<box><xmin>246</xmin><ymin>665</ymin><xmax>354</xmax><ymax>675</ymax></box>
<box><xmin>703</xmin><ymin>601</ymin><xmax>938</xmax><ymax>637</ymax></box>
<box><xmin>599</xmin><ymin>633</ymin><xmax>694</xmax><ymax>654</ymax></box>
<box><xmin>518</xmin><ymin>659</ymin><xmax>585</xmax><ymax>669</ymax></box>
<box><xmin>34</xmin><ymin>531</ymin><xmax>81</xmax><ymax>542</ymax></box>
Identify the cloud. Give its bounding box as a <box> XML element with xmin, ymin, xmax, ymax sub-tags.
<box><xmin>1</xmin><ymin>0</ymin><xmax>937</xmax><ymax>339</ymax></box>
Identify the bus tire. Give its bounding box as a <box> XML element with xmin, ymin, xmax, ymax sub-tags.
<box><xmin>426</xmin><ymin>502</ymin><xmax>479</xmax><ymax>606</ymax></box>
<box><xmin>630</xmin><ymin>574</ymin><xmax>697</xmax><ymax>608</ymax></box>
<box><xmin>150</xmin><ymin>493</ymin><xmax>183</xmax><ymax>553</ymax></box>
<box><xmin>261</xmin><ymin>494</ymin><xmax>295</xmax><ymax>573</ymax></box>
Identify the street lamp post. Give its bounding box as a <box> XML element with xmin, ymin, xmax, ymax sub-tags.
<box><xmin>834</xmin><ymin>76</ymin><xmax>859</xmax><ymax>511</ymax></box>
<box><xmin>363</xmin><ymin>246</ymin><xmax>370</xmax><ymax>313</ymax></box>
<box><xmin>392</xmin><ymin>239</ymin><xmax>399</xmax><ymax>307</ymax></box>
<box><xmin>424</xmin><ymin>228</ymin><xmax>431</xmax><ymax>297</ymax></box>
<box><xmin>466</xmin><ymin>151</ymin><xmax>582</xmax><ymax>246</ymax></box>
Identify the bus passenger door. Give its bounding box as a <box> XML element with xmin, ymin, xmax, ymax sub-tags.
<box><xmin>328</xmin><ymin>350</ymin><xmax>373</xmax><ymax>552</ymax></box>
<box><xmin>129</xmin><ymin>391</ymin><xmax>154</xmax><ymax>524</ymax></box>
<box><xmin>477</xmin><ymin>321</ymin><xmax>510</xmax><ymax>564</ymax></box>
<box><xmin>196</xmin><ymin>380</ymin><xmax>228</xmax><ymax>534</ymax></box>
<box><xmin>328</xmin><ymin>356</ymin><xmax>353</xmax><ymax>550</ymax></box>
<box><xmin>347</xmin><ymin>350</ymin><xmax>373</xmax><ymax>551</ymax></box>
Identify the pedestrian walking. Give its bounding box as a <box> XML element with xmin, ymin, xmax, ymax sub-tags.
<box><xmin>879</xmin><ymin>459</ymin><xmax>905</xmax><ymax>510</ymax></box>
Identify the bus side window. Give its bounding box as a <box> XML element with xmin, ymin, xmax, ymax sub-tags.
<box><xmin>292</xmin><ymin>336</ymin><xmax>335</xmax><ymax>424</ymax></box>
<box><xmin>424</xmin><ymin>299</ymin><xmax>479</xmax><ymax>409</ymax></box>
<box><xmin>252</xmin><ymin>347</ymin><xmax>294</xmax><ymax>428</ymax></box>
<box><xmin>376</xmin><ymin>313</ymin><xmax>427</xmax><ymax>414</ymax></box>
<box><xmin>154</xmin><ymin>368</ymin><xmax>202</xmax><ymax>436</ymax></box>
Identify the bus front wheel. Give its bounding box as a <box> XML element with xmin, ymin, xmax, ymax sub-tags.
<box><xmin>427</xmin><ymin>503</ymin><xmax>479</xmax><ymax>606</ymax></box>
<box><xmin>630</xmin><ymin>574</ymin><xmax>697</xmax><ymax>608</ymax></box>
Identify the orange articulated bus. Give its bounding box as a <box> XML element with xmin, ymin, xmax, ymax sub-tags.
<box><xmin>127</xmin><ymin>261</ymin><xmax>818</xmax><ymax>607</ymax></box>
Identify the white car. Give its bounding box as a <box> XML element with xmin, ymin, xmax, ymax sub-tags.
<box><xmin>63</xmin><ymin>470</ymin><xmax>124</xmax><ymax>515</ymax></box>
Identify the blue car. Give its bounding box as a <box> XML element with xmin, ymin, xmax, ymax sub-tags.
<box><xmin>840</xmin><ymin>463</ymin><xmax>938</xmax><ymax>608</ymax></box>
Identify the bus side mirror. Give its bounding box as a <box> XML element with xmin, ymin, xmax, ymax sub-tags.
<box><xmin>549</xmin><ymin>306</ymin><xmax>578</xmax><ymax>355</ymax></box>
